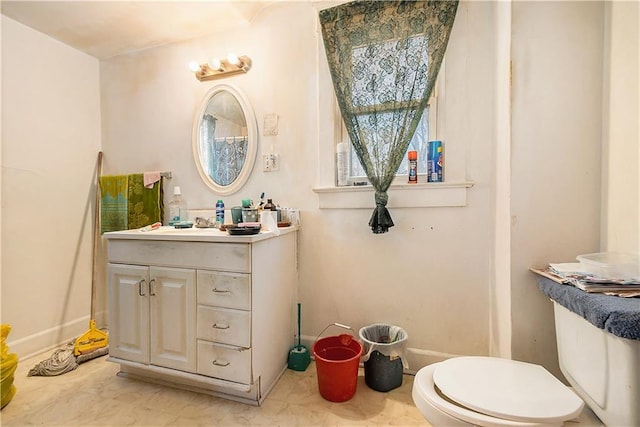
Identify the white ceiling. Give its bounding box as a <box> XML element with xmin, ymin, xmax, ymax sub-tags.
<box><xmin>1</xmin><ymin>1</ymin><xmax>279</xmax><ymax>59</ymax></box>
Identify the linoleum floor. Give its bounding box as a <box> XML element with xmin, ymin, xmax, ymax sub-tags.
<box><xmin>1</xmin><ymin>351</ymin><xmax>428</xmax><ymax>426</ymax></box>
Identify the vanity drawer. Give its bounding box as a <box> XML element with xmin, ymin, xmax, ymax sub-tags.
<box><xmin>197</xmin><ymin>271</ymin><xmax>250</xmax><ymax>310</ymax></box>
<box><xmin>109</xmin><ymin>240</ymin><xmax>250</xmax><ymax>272</ymax></box>
<box><xmin>197</xmin><ymin>340</ymin><xmax>251</xmax><ymax>384</ymax></box>
<box><xmin>197</xmin><ymin>306</ymin><xmax>251</xmax><ymax>348</ymax></box>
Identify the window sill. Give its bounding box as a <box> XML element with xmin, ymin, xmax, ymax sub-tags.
<box><xmin>312</xmin><ymin>181</ymin><xmax>474</xmax><ymax>209</ymax></box>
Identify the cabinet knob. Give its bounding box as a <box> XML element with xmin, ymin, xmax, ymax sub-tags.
<box><xmin>149</xmin><ymin>278</ymin><xmax>157</xmax><ymax>296</ymax></box>
<box><xmin>212</xmin><ymin>323</ymin><xmax>230</xmax><ymax>330</ymax></box>
<box><xmin>212</xmin><ymin>288</ymin><xmax>230</xmax><ymax>294</ymax></box>
<box><xmin>212</xmin><ymin>359</ymin><xmax>230</xmax><ymax>367</ymax></box>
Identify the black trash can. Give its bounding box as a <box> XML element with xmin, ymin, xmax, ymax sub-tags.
<box><xmin>359</xmin><ymin>324</ymin><xmax>408</xmax><ymax>392</ymax></box>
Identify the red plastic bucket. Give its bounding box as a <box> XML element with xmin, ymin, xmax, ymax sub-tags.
<box><xmin>312</xmin><ymin>334</ymin><xmax>362</xmax><ymax>402</ymax></box>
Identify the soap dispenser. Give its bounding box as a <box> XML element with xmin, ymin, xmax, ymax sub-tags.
<box><xmin>168</xmin><ymin>186</ymin><xmax>187</xmax><ymax>225</ymax></box>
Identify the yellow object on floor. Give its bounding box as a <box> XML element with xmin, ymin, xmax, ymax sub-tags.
<box><xmin>1</xmin><ymin>324</ymin><xmax>18</xmax><ymax>409</ymax></box>
<box><xmin>74</xmin><ymin>320</ymin><xmax>109</xmax><ymax>356</ymax></box>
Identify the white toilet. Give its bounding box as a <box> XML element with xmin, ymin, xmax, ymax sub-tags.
<box><xmin>412</xmin><ymin>356</ymin><xmax>584</xmax><ymax>427</ymax></box>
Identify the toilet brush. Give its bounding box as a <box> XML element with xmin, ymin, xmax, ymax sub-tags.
<box><xmin>287</xmin><ymin>303</ymin><xmax>311</xmax><ymax>371</ymax></box>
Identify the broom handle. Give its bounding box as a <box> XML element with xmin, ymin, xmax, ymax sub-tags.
<box><xmin>297</xmin><ymin>303</ymin><xmax>302</xmax><ymax>347</ymax></box>
<box><xmin>90</xmin><ymin>151</ymin><xmax>103</xmax><ymax>320</ymax></box>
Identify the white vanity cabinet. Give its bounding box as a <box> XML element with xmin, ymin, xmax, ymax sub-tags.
<box><xmin>104</xmin><ymin>227</ymin><xmax>298</xmax><ymax>405</ymax></box>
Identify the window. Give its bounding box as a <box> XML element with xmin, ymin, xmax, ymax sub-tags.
<box><xmin>313</xmin><ymin>12</ymin><xmax>472</xmax><ymax>209</ymax></box>
<box><xmin>335</xmin><ymin>74</ymin><xmax>440</xmax><ymax>186</ymax></box>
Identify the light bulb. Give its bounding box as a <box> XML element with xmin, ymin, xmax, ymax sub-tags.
<box><xmin>188</xmin><ymin>61</ymin><xmax>201</xmax><ymax>72</ymax></box>
<box><xmin>208</xmin><ymin>57</ymin><xmax>222</xmax><ymax>70</ymax></box>
<box><xmin>227</xmin><ymin>53</ymin><xmax>240</xmax><ymax>66</ymax></box>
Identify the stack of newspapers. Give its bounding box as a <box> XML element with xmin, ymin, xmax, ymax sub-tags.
<box><xmin>543</xmin><ymin>262</ymin><xmax>640</xmax><ymax>295</ymax></box>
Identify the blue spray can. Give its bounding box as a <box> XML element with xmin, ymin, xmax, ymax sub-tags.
<box><xmin>427</xmin><ymin>140</ymin><xmax>443</xmax><ymax>182</ymax></box>
<box><xmin>215</xmin><ymin>199</ymin><xmax>225</xmax><ymax>226</ymax></box>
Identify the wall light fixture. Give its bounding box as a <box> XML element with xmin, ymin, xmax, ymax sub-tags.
<box><xmin>189</xmin><ymin>53</ymin><xmax>252</xmax><ymax>82</ymax></box>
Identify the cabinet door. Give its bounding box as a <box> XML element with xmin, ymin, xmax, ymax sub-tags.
<box><xmin>149</xmin><ymin>266</ymin><xmax>197</xmax><ymax>372</ymax></box>
<box><xmin>108</xmin><ymin>263</ymin><xmax>150</xmax><ymax>364</ymax></box>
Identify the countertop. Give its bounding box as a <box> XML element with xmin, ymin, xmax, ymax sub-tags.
<box><xmin>102</xmin><ymin>225</ymin><xmax>298</xmax><ymax>243</ymax></box>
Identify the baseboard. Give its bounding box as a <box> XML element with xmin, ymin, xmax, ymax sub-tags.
<box><xmin>403</xmin><ymin>348</ymin><xmax>465</xmax><ymax>374</ymax></box>
<box><xmin>94</xmin><ymin>309</ymin><xmax>109</xmax><ymax>329</ymax></box>
<box><xmin>299</xmin><ymin>334</ymin><xmax>465</xmax><ymax>375</ymax></box>
<box><xmin>6</xmin><ymin>316</ymin><xmax>93</xmax><ymax>360</ymax></box>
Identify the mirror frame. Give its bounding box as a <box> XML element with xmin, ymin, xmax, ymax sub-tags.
<box><xmin>192</xmin><ymin>83</ymin><xmax>258</xmax><ymax>196</ymax></box>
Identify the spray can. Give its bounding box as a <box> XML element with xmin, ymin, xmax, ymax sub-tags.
<box><xmin>427</xmin><ymin>140</ymin><xmax>443</xmax><ymax>182</ymax></box>
<box><xmin>408</xmin><ymin>150</ymin><xmax>418</xmax><ymax>184</ymax></box>
<box><xmin>215</xmin><ymin>199</ymin><xmax>225</xmax><ymax>226</ymax></box>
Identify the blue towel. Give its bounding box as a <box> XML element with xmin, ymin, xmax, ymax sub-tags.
<box><xmin>537</xmin><ymin>277</ymin><xmax>640</xmax><ymax>340</ymax></box>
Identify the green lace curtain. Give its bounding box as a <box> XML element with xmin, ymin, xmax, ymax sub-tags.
<box><xmin>320</xmin><ymin>0</ymin><xmax>458</xmax><ymax>233</ymax></box>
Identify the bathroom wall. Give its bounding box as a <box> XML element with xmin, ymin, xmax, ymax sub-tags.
<box><xmin>99</xmin><ymin>1</ymin><xmax>495</xmax><ymax>368</ymax></box>
<box><xmin>509</xmin><ymin>1</ymin><xmax>603</xmax><ymax>377</ymax></box>
<box><xmin>1</xmin><ymin>16</ymin><xmax>102</xmax><ymax>356</ymax></box>
<box><xmin>2</xmin><ymin>0</ymin><xmax>636</xmax><ymax>378</ymax></box>
<box><xmin>98</xmin><ymin>0</ymin><xmax>633</xmax><ymax>375</ymax></box>
<box><xmin>601</xmin><ymin>1</ymin><xmax>639</xmax><ymax>254</ymax></box>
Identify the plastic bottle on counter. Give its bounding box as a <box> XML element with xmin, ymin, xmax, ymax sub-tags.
<box><xmin>168</xmin><ymin>186</ymin><xmax>187</xmax><ymax>225</ymax></box>
<box><xmin>215</xmin><ymin>199</ymin><xmax>225</xmax><ymax>226</ymax></box>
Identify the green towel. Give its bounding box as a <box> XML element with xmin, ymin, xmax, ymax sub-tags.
<box><xmin>100</xmin><ymin>175</ymin><xmax>128</xmax><ymax>233</ymax></box>
<box><xmin>99</xmin><ymin>174</ymin><xmax>164</xmax><ymax>233</ymax></box>
<box><xmin>127</xmin><ymin>174</ymin><xmax>163</xmax><ymax>229</ymax></box>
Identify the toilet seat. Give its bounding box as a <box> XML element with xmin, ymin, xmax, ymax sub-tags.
<box><xmin>412</xmin><ymin>357</ymin><xmax>584</xmax><ymax>427</ymax></box>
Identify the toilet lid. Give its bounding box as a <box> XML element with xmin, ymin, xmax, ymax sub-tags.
<box><xmin>414</xmin><ymin>364</ymin><xmax>564</xmax><ymax>427</ymax></box>
<box><xmin>432</xmin><ymin>357</ymin><xmax>584</xmax><ymax>424</ymax></box>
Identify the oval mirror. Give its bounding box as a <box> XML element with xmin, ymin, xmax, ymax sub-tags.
<box><xmin>192</xmin><ymin>84</ymin><xmax>258</xmax><ymax>196</ymax></box>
